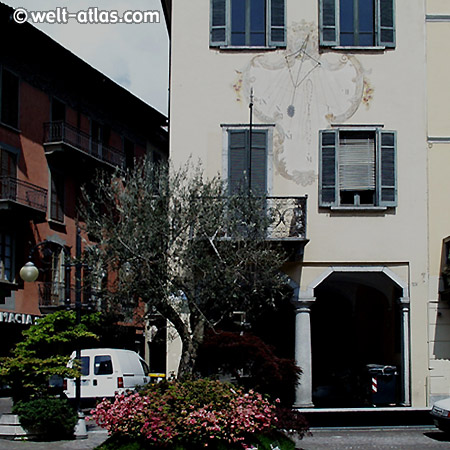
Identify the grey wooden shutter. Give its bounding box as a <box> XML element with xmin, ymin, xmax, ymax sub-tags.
<box><xmin>210</xmin><ymin>0</ymin><xmax>228</xmax><ymax>46</ymax></box>
<box><xmin>338</xmin><ymin>134</ymin><xmax>375</xmax><ymax>191</ymax></box>
<box><xmin>269</xmin><ymin>0</ymin><xmax>286</xmax><ymax>47</ymax></box>
<box><xmin>229</xmin><ymin>130</ymin><xmax>248</xmax><ymax>194</ymax></box>
<box><xmin>250</xmin><ymin>130</ymin><xmax>267</xmax><ymax>194</ymax></box>
<box><xmin>378</xmin><ymin>0</ymin><xmax>395</xmax><ymax>47</ymax></box>
<box><xmin>319</xmin><ymin>130</ymin><xmax>338</xmax><ymax>206</ymax></box>
<box><xmin>319</xmin><ymin>0</ymin><xmax>338</xmax><ymax>46</ymax></box>
<box><xmin>377</xmin><ymin>130</ymin><xmax>397</xmax><ymax>207</ymax></box>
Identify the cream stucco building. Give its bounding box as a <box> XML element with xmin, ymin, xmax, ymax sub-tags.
<box><xmin>161</xmin><ymin>0</ymin><xmax>435</xmax><ymax>409</ymax></box>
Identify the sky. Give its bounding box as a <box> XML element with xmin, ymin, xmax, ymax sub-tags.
<box><xmin>2</xmin><ymin>0</ymin><xmax>169</xmax><ymax>115</ymax></box>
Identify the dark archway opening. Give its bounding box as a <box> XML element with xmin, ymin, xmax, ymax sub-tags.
<box><xmin>311</xmin><ymin>272</ymin><xmax>402</xmax><ymax>407</ymax></box>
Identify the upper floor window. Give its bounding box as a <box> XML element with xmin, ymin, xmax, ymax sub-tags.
<box><xmin>51</xmin><ymin>98</ymin><xmax>66</xmax><ymax>122</ymax></box>
<box><xmin>49</xmin><ymin>169</ymin><xmax>65</xmax><ymax>223</ymax></box>
<box><xmin>319</xmin><ymin>128</ymin><xmax>396</xmax><ymax>208</ymax></box>
<box><xmin>319</xmin><ymin>0</ymin><xmax>395</xmax><ymax>48</ymax></box>
<box><xmin>210</xmin><ymin>0</ymin><xmax>286</xmax><ymax>48</ymax></box>
<box><xmin>227</xmin><ymin>128</ymin><xmax>268</xmax><ymax>195</ymax></box>
<box><xmin>0</xmin><ymin>231</ymin><xmax>13</xmax><ymax>282</ymax></box>
<box><xmin>1</xmin><ymin>68</ymin><xmax>19</xmax><ymax>129</ymax></box>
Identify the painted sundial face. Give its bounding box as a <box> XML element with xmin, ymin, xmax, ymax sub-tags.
<box><xmin>234</xmin><ymin>22</ymin><xmax>373</xmax><ymax>186</ymax></box>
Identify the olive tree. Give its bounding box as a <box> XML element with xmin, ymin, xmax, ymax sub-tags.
<box><xmin>81</xmin><ymin>158</ymin><xmax>289</xmax><ymax>375</ymax></box>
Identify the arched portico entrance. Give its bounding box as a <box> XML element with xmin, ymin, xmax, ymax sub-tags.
<box><xmin>292</xmin><ymin>267</ymin><xmax>410</xmax><ymax>408</ymax></box>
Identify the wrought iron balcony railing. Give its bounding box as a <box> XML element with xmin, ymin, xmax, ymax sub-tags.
<box><xmin>38</xmin><ymin>281</ymin><xmax>100</xmax><ymax>309</ymax></box>
<box><xmin>43</xmin><ymin>121</ymin><xmax>125</xmax><ymax>168</ymax></box>
<box><xmin>267</xmin><ymin>196</ymin><xmax>307</xmax><ymax>240</ymax></box>
<box><xmin>0</xmin><ymin>176</ymin><xmax>47</xmax><ymax>212</ymax></box>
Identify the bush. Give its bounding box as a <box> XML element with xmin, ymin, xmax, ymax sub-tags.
<box><xmin>12</xmin><ymin>397</ymin><xmax>78</xmax><ymax>440</ymax></box>
<box><xmin>91</xmin><ymin>379</ymin><xmax>279</xmax><ymax>448</ymax></box>
<box><xmin>196</xmin><ymin>331</ymin><xmax>301</xmax><ymax>405</ymax></box>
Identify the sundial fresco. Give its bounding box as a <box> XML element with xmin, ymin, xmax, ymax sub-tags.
<box><xmin>233</xmin><ymin>22</ymin><xmax>374</xmax><ymax>186</ymax></box>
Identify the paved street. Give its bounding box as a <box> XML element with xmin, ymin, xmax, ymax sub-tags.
<box><xmin>0</xmin><ymin>427</ymin><xmax>449</xmax><ymax>449</ymax></box>
<box><xmin>0</xmin><ymin>430</ymin><xmax>108</xmax><ymax>450</ymax></box>
<box><xmin>295</xmin><ymin>427</ymin><xmax>450</xmax><ymax>449</ymax></box>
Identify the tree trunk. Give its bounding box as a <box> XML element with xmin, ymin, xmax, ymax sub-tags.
<box><xmin>177</xmin><ymin>336</ymin><xmax>198</xmax><ymax>377</ymax></box>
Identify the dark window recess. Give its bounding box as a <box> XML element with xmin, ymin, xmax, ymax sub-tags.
<box><xmin>228</xmin><ymin>129</ymin><xmax>267</xmax><ymax>195</ymax></box>
<box><xmin>0</xmin><ymin>231</ymin><xmax>13</xmax><ymax>282</ymax></box>
<box><xmin>1</xmin><ymin>69</ymin><xmax>19</xmax><ymax>128</ymax></box>
<box><xmin>0</xmin><ymin>149</ymin><xmax>17</xmax><ymax>202</ymax></box>
<box><xmin>0</xmin><ymin>149</ymin><xmax>16</xmax><ymax>177</ymax></box>
<box><xmin>210</xmin><ymin>0</ymin><xmax>285</xmax><ymax>47</ymax></box>
<box><xmin>319</xmin><ymin>0</ymin><xmax>395</xmax><ymax>48</ymax></box>
<box><xmin>124</xmin><ymin>138</ymin><xmax>135</xmax><ymax>170</ymax></box>
<box><xmin>50</xmin><ymin>170</ymin><xmax>65</xmax><ymax>222</ymax></box>
<box><xmin>51</xmin><ymin>99</ymin><xmax>66</xmax><ymax>122</ymax></box>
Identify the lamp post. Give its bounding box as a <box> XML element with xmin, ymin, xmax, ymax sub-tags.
<box><xmin>19</xmin><ymin>227</ymin><xmax>87</xmax><ymax>439</ymax></box>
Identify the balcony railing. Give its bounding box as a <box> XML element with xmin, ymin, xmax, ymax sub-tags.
<box><xmin>0</xmin><ymin>176</ymin><xmax>47</xmax><ymax>212</ymax></box>
<box><xmin>43</xmin><ymin>121</ymin><xmax>125</xmax><ymax>168</ymax></box>
<box><xmin>268</xmin><ymin>196</ymin><xmax>307</xmax><ymax>240</ymax></box>
<box><xmin>38</xmin><ymin>282</ymin><xmax>99</xmax><ymax>309</ymax></box>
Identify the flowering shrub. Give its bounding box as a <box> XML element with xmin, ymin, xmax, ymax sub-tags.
<box><xmin>91</xmin><ymin>379</ymin><xmax>278</xmax><ymax>448</ymax></box>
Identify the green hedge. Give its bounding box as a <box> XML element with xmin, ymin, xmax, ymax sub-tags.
<box><xmin>12</xmin><ymin>397</ymin><xmax>78</xmax><ymax>440</ymax></box>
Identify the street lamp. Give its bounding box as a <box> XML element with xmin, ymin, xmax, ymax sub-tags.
<box><xmin>19</xmin><ymin>262</ymin><xmax>39</xmax><ymax>282</ymax></box>
<box><xmin>19</xmin><ymin>227</ymin><xmax>87</xmax><ymax>439</ymax></box>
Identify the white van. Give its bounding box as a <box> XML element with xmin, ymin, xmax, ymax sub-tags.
<box><xmin>64</xmin><ymin>348</ymin><xmax>150</xmax><ymax>402</ymax></box>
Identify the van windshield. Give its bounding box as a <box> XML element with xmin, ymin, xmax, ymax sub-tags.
<box><xmin>94</xmin><ymin>355</ymin><xmax>113</xmax><ymax>375</ymax></box>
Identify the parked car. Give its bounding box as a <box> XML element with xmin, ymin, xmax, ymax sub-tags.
<box><xmin>431</xmin><ymin>397</ymin><xmax>450</xmax><ymax>432</ymax></box>
<box><xmin>64</xmin><ymin>348</ymin><xmax>150</xmax><ymax>404</ymax></box>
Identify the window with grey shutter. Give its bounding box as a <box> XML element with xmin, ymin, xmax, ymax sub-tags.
<box><xmin>250</xmin><ymin>130</ymin><xmax>267</xmax><ymax>194</ymax></box>
<box><xmin>319</xmin><ymin>0</ymin><xmax>338</xmax><ymax>46</ymax></box>
<box><xmin>319</xmin><ymin>128</ymin><xmax>397</xmax><ymax>208</ymax></box>
<box><xmin>319</xmin><ymin>0</ymin><xmax>395</xmax><ymax>48</ymax></box>
<box><xmin>319</xmin><ymin>130</ymin><xmax>337</xmax><ymax>207</ymax></box>
<box><xmin>210</xmin><ymin>0</ymin><xmax>285</xmax><ymax>48</ymax></box>
<box><xmin>229</xmin><ymin>130</ymin><xmax>248</xmax><ymax>194</ymax></box>
<box><xmin>378</xmin><ymin>0</ymin><xmax>395</xmax><ymax>47</ymax></box>
<box><xmin>269</xmin><ymin>0</ymin><xmax>286</xmax><ymax>46</ymax></box>
<box><xmin>210</xmin><ymin>0</ymin><xmax>228</xmax><ymax>46</ymax></box>
<box><xmin>377</xmin><ymin>130</ymin><xmax>396</xmax><ymax>206</ymax></box>
<box><xmin>228</xmin><ymin>129</ymin><xmax>267</xmax><ymax>195</ymax></box>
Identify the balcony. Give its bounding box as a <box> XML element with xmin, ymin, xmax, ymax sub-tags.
<box><xmin>213</xmin><ymin>195</ymin><xmax>308</xmax><ymax>260</ymax></box>
<box><xmin>267</xmin><ymin>196</ymin><xmax>307</xmax><ymax>241</ymax></box>
<box><xmin>0</xmin><ymin>176</ymin><xmax>47</xmax><ymax>221</ymax></box>
<box><xmin>43</xmin><ymin>121</ymin><xmax>125</xmax><ymax>169</ymax></box>
<box><xmin>38</xmin><ymin>281</ymin><xmax>99</xmax><ymax>314</ymax></box>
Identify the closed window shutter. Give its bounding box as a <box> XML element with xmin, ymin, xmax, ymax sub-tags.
<box><xmin>377</xmin><ymin>130</ymin><xmax>397</xmax><ymax>207</ymax></box>
<box><xmin>378</xmin><ymin>0</ymin><xmax>395</xmax><ymax>47</ymax></box>
<box><xmin>320</xmin><ymin>0</ymin><xmax>338</xmax><ymax>46</ymax></box>
<box><xmin>250</xmin><ymin>130</ymin><xmax>267</xmax><ymax>194</ymax></box>
<box><xmin>319</xmin><ymin>130</ymin><xmax>338</xmax><ymax>206</ymax></box>
<box><xmin>50</xmin><ymin>171</ymin><xmax>65</xmax><ymax>222</ymax></box>
<box><xmin>210</xmin><ymin>0</ymin><xmax>228</xmax><ymax>46</ymax></box>
<box><xmin>269</xmin><ymin>0</ymin><xmax>286</xmax><ymax>47</ymax></box>
<box><xmin>338</xmin><ymin>134</ymin><xmax>375</xmax><ymax>191</ymax></box>
<box><xmin>229</xmin><ymin>130</ymin><xmax>248</xmax><ymax>194</ymax></box>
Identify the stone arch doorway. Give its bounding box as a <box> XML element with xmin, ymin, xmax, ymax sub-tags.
<box><xmin>311</xmin><ymin>272</ymin><xmax>402</xmax><ymax>407</ymax></box>
<box><xmin>292</xmin><ymin>267</ymin><xmax>410</xmax><ymax>408</ymax></box>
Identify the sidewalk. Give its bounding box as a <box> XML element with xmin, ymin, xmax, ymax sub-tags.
<box><xmin>0</xmin><ymin>429</ymin><xmax>108</xmax><ymax>450</ymax></box>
